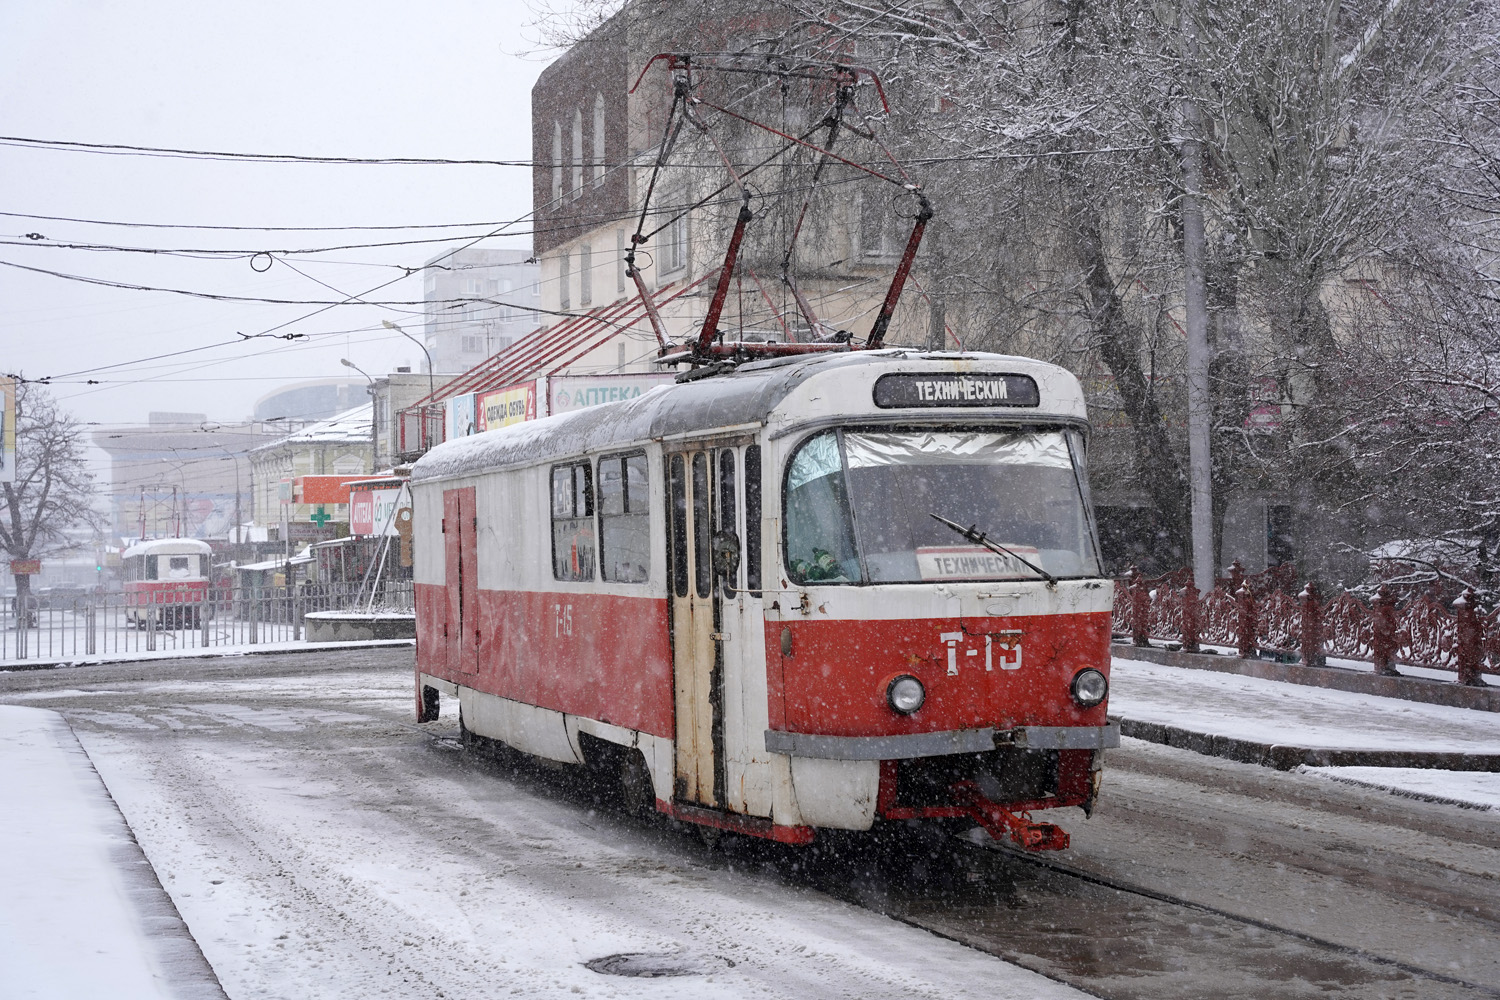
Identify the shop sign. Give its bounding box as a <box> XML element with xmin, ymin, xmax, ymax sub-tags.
<box><xmin>478</xmin><ymin>381</ymin><xmax>537</xmax><ymax>431</ymax></box>
<box><xmin>287</xmin><ymin>522</ymin><xmax>339</xmax><ymax>541</ymax></box>
<box><xmin>297</xmin><ymin>475</ymin><xmax>367</xmax><ymax>505</ymax></box>
<box><xmin>548</xmin><ymin>374</ymin><xmax>674</xmax><ymax>415</ymax></box>
<box><xmin>350</xmin><ymin>487</ymin><xmax>403</xmax><ymax>536</ymax></box>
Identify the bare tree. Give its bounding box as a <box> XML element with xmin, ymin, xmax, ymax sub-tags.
<box><xmin>769</xmin><ymin>0</ymin><xmax>1496</xmax><ymax>576</ymax></box>
<box><xmin>535</xmin><ymin>0</ymin><xmax>1500</xmax><ymax>577</ymax></box>
<box><xmin>0</xmin><ymin>382</ymin><xmax>103</xmax><ymax>615</ymax></box>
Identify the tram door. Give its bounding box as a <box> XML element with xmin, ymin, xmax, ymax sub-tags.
<box><xmin>667</xmin><ymin>449</ymin><xmax>727</xmax><ymax>807</ymax></box>
<box><xmin>442</xmin><ymin>487</ymin><xmax>479</xmax><ymax>675</ymax></box>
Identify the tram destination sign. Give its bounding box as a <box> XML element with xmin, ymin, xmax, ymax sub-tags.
<box><xmin>873</xmin><ymin>372</ymin><xmax>1039</xmax><ymax>408</ymax></box>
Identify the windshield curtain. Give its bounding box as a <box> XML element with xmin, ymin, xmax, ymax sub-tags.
<box><xmin>783</xmin><ymin>428</ymin><xmax>1103</xmax><ymax>585</ymax></box>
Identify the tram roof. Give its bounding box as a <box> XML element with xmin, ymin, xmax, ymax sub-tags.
<box><xmin>122</xmin><ymin>538</ymin><xmax>214</xmax><ymax>559</ymax></box>
<box><xmin>411</xmin><ymin>350</ymin><xmax>1085</xmax><ymax>484</ymax></box>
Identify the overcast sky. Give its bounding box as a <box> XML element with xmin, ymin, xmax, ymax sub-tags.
<box><xmin>2</xmin><ymin>0</ymin><xmax>561</xmax><ymax>444</ymax></box>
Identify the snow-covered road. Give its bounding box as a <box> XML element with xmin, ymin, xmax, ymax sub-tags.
<box><xmin>5</xmin><ymin>648</ymin><xmax>1498</xmax><ymax>999</ymax></box>
<box><xmin>44</xmin><ymin>663</ymin><xmax>1085</xmax><ymax>1000</ymax></box>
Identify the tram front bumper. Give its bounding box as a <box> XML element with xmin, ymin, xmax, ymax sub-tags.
<box><xmin>763</xmin><ymin>722</ymin><xmax>1119</xmax><ymax>759</ymax></box>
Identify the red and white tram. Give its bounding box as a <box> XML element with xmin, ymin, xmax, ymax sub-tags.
<box><xmin>122</xmin><ymin>538</ymin><xmax>213</xmax><ymax>629</ymax></box>
<box><xmin>411</xmin><ymin>351</ymin><xmax>1117</xmax><ymax>849</ymax></box>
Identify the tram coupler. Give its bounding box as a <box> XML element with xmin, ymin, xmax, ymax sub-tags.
<box><xmin>950</xmin><ymin>780</ymin><xmax>1070</xmax><ymax>852</ymax></box>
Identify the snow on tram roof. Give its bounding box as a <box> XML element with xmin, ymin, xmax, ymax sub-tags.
<box><xmin>411</xmin><ymin>351</ymin><xmax>1085</xmax><ymax>484</ymax></box>
<box><xmin>122</xmin><ymin>538</ymin><xmax>213</xmax><ymax>559</ymax></box>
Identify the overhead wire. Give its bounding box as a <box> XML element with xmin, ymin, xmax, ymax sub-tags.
<box><xmin>27</xmin><ymin>73</ymin><xmax>872</xmax><ymax>397</ymax></box>
<box><xmin>0</xmin><ymin>209</ymin><xmax>522</xmax><ymax>232</ymax></box>
<box><xmin>7</xmin><ymin>173</ymin><xmax>880</xmax><ymax>357</ymax></box>
<box><xmin>1</xmin><ymin>175</ymin><xmax>866</xmax><ymax>259</ymax></box>
<box><xmin>1</xmin><ymin>132</ymin><xmax>1154</xmax><ymax>166</ymax></box>
<box><xmin>31</xmin><ymin>323</ymin><xmax>390</xmax><ymax>383</ymax></box>
<box><xmin>0</xmin><ymin>134</ymin><xmax>535</xmax><ymax>166</ymax></box>
<box><xmin>0</xmin><ymin>258</ymin><xmax>551</xmax><ymax>311</ymax></box>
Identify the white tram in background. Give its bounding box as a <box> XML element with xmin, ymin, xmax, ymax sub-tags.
<box><xmin>121</xmin><ymin>537</ymin><xmax>213</xmax><ymax>629</ymax></box>
<box><xmin>410</xmin><ymin>351</ymin><xmax>1117</xmax><ymax>849</ymax></box>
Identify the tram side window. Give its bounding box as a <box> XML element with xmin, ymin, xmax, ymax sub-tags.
<box><xmin>167</xmin><ymin>555</ymin><xmax>194</xmax><ymax>579</ymax></box>
<box><xmin>718</xmin><ymin>449</ymin><xmax>737</xmax><ymax>598</ymax></box>
<box><xmin>551</xmin><ymin>463</ymin><xmax>596</xmax><ymax>582</ymax></box>
<box><xmin>692</xmin><ymin>453</ymin><xmax>711</xmax><ymax>598</ymax></box>
<box><xmin>598</xmin><ymin>452</ymin><xmax>650</xmax><ymax>583</ymax></box>
<box><xmin>745</xmin><ymin>444</ymin><xmax>762</xmax><ymax>593</ymax></box>
<box><xmin>145</xmin><ymin>555</ymin><xmax>159</xmax><ymax>581</ymax></box>
<box><xmin>669</xmin><ymin>455</ymin><xmax>688</xmax><ymax>597</ymax></box>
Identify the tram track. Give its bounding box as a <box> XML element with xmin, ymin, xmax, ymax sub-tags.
<box><xmin>429</xmin><ymin>719</ymin><xmax>1499</xmax><ymax>999</ymax></box>
<box><xmin>757</xmin><ymin>827</ymin><xmax>1494</xmax><ymax>1000</ymax></box>
<box><xmin>959</xmin><ymin>837</ymin><xmax>1499</xmax><ymax>998</ymax></box>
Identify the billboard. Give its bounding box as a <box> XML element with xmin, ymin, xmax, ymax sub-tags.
<box><xmin>0</xmin><ymin>376</ymin><xmax>14</xmax><ymax>484</ymax></box>
<box><xmin>548</xmin><ymin>374</ymin><xmax>674</xmax><ymax>416</ymax></box>
<box><xmin>446</xmin><ymin>393</ymin><xmax>478</xmax><ymax>440</ymax></box>
<box><xmin>478</xmin><ymin>381</ymin><xmax>538</xmax><ymax>431</ymax></box>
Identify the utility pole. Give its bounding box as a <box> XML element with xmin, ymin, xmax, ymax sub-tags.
<box><xmin>927</xmin><ymin>238</ymin><xmax>946</xmax><ymax>351</ymax></box>
<box><xmin>1181</xmin><ymin>3</ymin><xmax>1214</xmax><ymax>593</ymax></box>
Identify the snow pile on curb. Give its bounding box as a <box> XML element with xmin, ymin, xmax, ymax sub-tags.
<box><xmin>1110</xmin><ymin>658</ymin><xmax>1500</xmax><ymax>754</ymax></box>
<box><xmin>1302</xmin><ymin>766</ymin><xmax>1500</xmax><ymax>811</ymax></box>
<box><xmin>0</xmin><ymin>637</ymin><xmax>413</xmax><ymax>671</ymax></box>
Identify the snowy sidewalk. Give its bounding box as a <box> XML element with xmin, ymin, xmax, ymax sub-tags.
<box><xmin>1110</xmin><ymin>657</ymin><xmax>1500</xmax><ymax>810</ymax></box>
<box><xmin>0</xmin><ymin>706</ymin><xmax>226</xmax><ymax>999</ymax></box>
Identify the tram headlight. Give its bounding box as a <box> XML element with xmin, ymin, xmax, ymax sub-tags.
<box><xmin>1071</xmin><ymin>668</ymin><xmax>1108</xmax><ymax>708</ymax></box>
<box><xmin>887</xmin><ymin>675</ymin><xmax>926</xmax><ymax>715</ymax></box>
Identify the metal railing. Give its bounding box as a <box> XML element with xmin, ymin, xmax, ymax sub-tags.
<box><xmin>1</xmin><ymin>580</ymin><xmax>413</xmax><ymax>664</ymax></box>
<box><xmin>1113</xmin><ymin>562</ymin><xmax>1495</xmax><ymax>685</ymax></box>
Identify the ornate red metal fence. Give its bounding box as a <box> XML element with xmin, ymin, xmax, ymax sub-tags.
<box><xmin>1112</xmin><ymin>563</ymin><xmax>1490</xmax><ymax>686</ymax></box>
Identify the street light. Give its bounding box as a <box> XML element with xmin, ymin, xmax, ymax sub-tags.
<box><xmin>340</xmin><ymin>357</ymin><xmax>374</xmax><ymax>388</ymax></box>
<box><xmin>341</xmin><ymin>359</ymin><xmax>379</xmax><ymax>474</ymax></box>
<box><xmin>381</xmin><ymin>320</ymin><xmax>436</xmax><ymax>401</ymax></box>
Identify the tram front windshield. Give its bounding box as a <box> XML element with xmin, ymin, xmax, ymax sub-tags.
<box><xmin>784</xmin><ymin>428</ymin><xmax>1101</xmax><ymax>584</ymax></box>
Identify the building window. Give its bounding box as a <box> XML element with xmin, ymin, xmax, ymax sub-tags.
<box><xmin>616</xmin><ymin>229</ymin><xmax>627</xmax><ymax>293</ymax></box>
<box><xmin>571</xmin><ymin>109</ymin><xmax>584</xmax><ymax>199</ymax></box>
<box><xmin>662</xmin><ymin>201</ymin><xmax>687</xmax><ymax>273</ymax></box>
<box><xmin>551</xmin><ymin>462</ymin><xmax>595</xmax><ymax>581</ymax></box>
<box><xmin>552</xmin><ymin>122</ymin><xmax>563</xmax><ymax>203</ymax></box>
<box><xmin>461</xmin><ymin>335</ymin><xmax>485</xmax><ymax>354</ymax></box>
<box><xmin>859</xmin><ymin>189</ymin><xmax>894</xmax><ymax>258</ymax></box>
<box><xmin>558</xmin><ymin>252</ymin><xmax>571</xmax><ymax>310</ymax></box>
<box><xmin>592</xmin><ymin>93</ymin><xmax>606</xmax><ymax>188</ymax></box>
<box><xmin>579</xmin><ymin>244</ymin><xmax>592</xmax><ymax>306</ymax></box>
<box><xmin>598</xmin><ymin>452</ymin><xmax>650</xmax><ymax>583</ymax></box>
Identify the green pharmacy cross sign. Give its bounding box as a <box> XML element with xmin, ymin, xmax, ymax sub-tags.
<box><xmin>309</xmin><ymin>506</ymin><xmax>332</xmax><ymax>527</ymax></box>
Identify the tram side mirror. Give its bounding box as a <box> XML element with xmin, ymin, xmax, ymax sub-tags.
<box><xmin>712</xmin><ymin>530</ymin><xmax>741</xmax><ymax>580</ymax></box>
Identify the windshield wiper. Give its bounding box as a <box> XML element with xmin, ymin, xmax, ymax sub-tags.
<box><xmin>929</xmin><ymin>513</ymin><xmax>1057</xmax><ymax>586</ymax></box>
